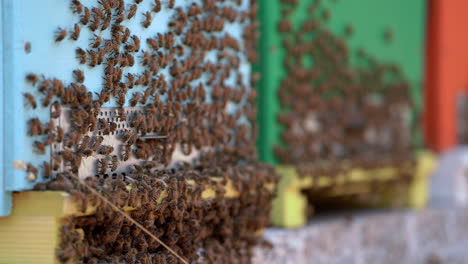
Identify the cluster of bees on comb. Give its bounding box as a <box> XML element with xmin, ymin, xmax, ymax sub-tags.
<box><xmin>275</xmin><ymin>0</ymin><xmax>416</xmax><ymax>180</ymax></box>
<box><xmin>22</xmin><ymin>0</ymin><xmax>278</xmax><ymax>263</ymax></box>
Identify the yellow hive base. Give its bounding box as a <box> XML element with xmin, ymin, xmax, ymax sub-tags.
<box><xmin>0</xmin><ymin>216</ymin><xmax>60</xmax><ymax>264</ymax></box>
<box><xmin>0</xmin><ymin>192</ymin><xmax>77</xmax><ymax>264</ymax></box>
<box><xmin>271</xmin><ymin>151</ymin><xmax>437</xmax><ymax>228</ymax></box>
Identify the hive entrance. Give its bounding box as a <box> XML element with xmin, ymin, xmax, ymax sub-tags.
<box><xmin>51</xmin><ymin>106</ymin><xmax>170</xmax><ymax>179</ymax></box>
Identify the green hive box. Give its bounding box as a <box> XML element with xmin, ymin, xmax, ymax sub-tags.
<box><xmin>256</xmin><ymin>0</ymin><xmax>427</xmax><ymax>164</ymax></box>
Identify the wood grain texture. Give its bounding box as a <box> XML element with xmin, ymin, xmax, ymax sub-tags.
<box><xmin>0</xmin><ymin>216</ymin><xmax>60</xmax><ymax>264</ymax></box>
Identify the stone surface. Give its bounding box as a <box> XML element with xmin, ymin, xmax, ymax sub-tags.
<box><xmin>254</xmin><ymin>208</ymin><xmax>468</xmax><ymax>264</ymax></box>
<box><xmin>414</xmin><ymin>209</ymin><xmax>451</xmax><ymax>251</ymax></box>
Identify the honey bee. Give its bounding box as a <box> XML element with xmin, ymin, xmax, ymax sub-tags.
<box><xmin>44</xmin><ymin>133</ymin><xmax>56</xmax><ymax>146</ymax></box>
<box><xmin>45</xmin><ymin>122</ymin><xmax>55</xmax><ymax>134</ymax></box>
<box><xmin>79</xmin><ymin>135</ymin><xmax>91</xmax><ymax>150</ymax></box>
<box><xmin>90</xmin><ymin>34</ymin><xmax>102</xmax><ymax>49</ymax></box>
<box><xmin>169</xmin><ymin>0</ymin><xmax>175</xmax><ymax>9</ymax></box>
<box><xmin>52</xmin><ymin>79</ymin><xmax>64</xmax><ymax>97</ymax></box>
<box><xmin>42</xmin><ymin>161</ymin><xmax>52</xmax><ymax>178</ymax></box>
<box><xmin>42</xmin><ymin>88</ymin><xmax>54</xmax><ymax>107</ymax></box>
<box><xmin>73</xmin><ymin>69</ymin><xmax>85</xmax><ymax>83</ymax></box>
<box><xmin>100</xmin><ymin>0</ymin><xmax>112</xmax><ymax>12</ymax></box>
<box><xmin>101</xmin><ymin>13</ymin><xmax>112</xmax><ymax>31</ymax></box>
<box><xmin>188</xmin><ymin>3</ymin><xmax>202</xmax><ymax>16</ymax></box>
<box><xmin>126</xmin><ymin>73</ymin><xmax>135</xmax><ymax>88</ymax></box>
<box><xmin>110</xmin><ymin>155</ymin><xmax>119</xmax><ymax>171</ymax></box>
<box><xmin>61</xmin><ymin>149</ymin><xmax>75</xmax><ymax>162</ymax></box>
<box><xmin>70</xmin><ymin>24</ymin><xmax>81</xmax><ymax>40</ymax></box>
<box><xmin>153</xmin><ymin>0</ymin><xmax>161</xmax><ymax>12</ymax></box>
<box><xmin>109</xmin><ymin>122</ymin><xmax>117</xmax><ymax>133</ymax></box>
<box><xmin>141</xmin><ymin>88</ymin><xmax>152</xmax><ymax>104</ymax></box>
<box><xmin>126</xmin><ymin>53</ymin><xmax>135</xmax><ymax>66</ymax></box>
<box><xmin>51</xmin><ymin>155</ymin><xmax>62</xmax><ymax>171</ymax></box>
<box><xmin>34</xmin><ymin>141</ymin><xmax>46</xmax><ymax>154</ymax></box>
<box><xmin>23</xmin><ymin>93</ymin><xmax>37</xmax><ymax>109</ymax></box>
<box><xmin>127</xmin><ymin>4</ymin><xmax>138</xmax><ymax>19</ymax></box>
<box><xmin>89</xmin><ymin>14</ymin><xmax>101</xmax><ymax>32</ymax></box>
<box><xmin>122</xmin><ymin>144</ymin><xmax>131</xmax><ymax>161</ymax></box>
<box><xmin>125</xmin><ymin>35</ymin><xmax>140</xmax><ymax>52</ymax></box>
<box><xmin>88</xmin><ymin>50</ymin><xmax>98</xmax><ymax>67</ymax></box>
<box><xmin>91</xmin><ymin>136</ymin><xmax>104</xmax><ymax>151</ymax></box>
<box><xmin>55</xmin><ymin>27</ymin><xmax>67</xmax><ymax>42</ymax></box>
<box><xmin>146</xmin><ymin>38</ymin><xmax>159</xmax><ymax>50</ymax></box>
<box><xmin>115</xmin><ymin>11</ymin><xmax>126</xmax><ymax>24</ymax></box>
<box><xmin>71</xmin><ymin>0</ymin><xmax>83</xmax><ymax>14</ymax></box>
<box><xmin>25</xmin><ymin>73</ymin><xmax>39</xmax><ymax>86</ymax></box>
<box><xmin>130</xmin><ymin>92</ymin><xmax>142</xmax><ymax>106</ymax></box>
<box><xmin>122</xmin><ymin>28</ymin><xmax>131</xmax><ymax>43</ymax></box>
<box><xmin>99</xmin><ymin>145</ymin><xmax>114</xmax><ymax>155</ymax></box>
<box><xmin>28</xmin><ymin>118</ymin><xmax>43</xmax><ymax>136</ymax></box>
<box><xmin>81</xmin><ymin>7</ymin><xmax>90</xmax><ymax>25</ymax></box>
<box><xmin>142</xmin><ymin>12</ymin><xmax>152</xmax><ymax>28</ymax></box>
<box><xmin>38</xmin><ymin>79</ymin><xmax>51</xmax><ymax>93</ymax></box>
<box><xmin>131</xmin><ymin>115</ymin><xmax>145</xmax><ymax>129</ymax></box>
<box><xmin>76</xmin><ymin>48</ymin><xmax>87</xmax><ymax>64</ymax></box>
<box><xmin>97</xmin><ymin>158</ymin><xmax>109</xmax><ymax>174</ymax></box>
<box><xmin>117</xmin><ymin>93</ymin><xmax>126</xmax><ymax>107</ymax></box>
<box><xmin>81</xmin><ymin>148</ymin><xmax>94</xmax><ymax>157</ymax></box>
<box><xmin>91</xmin><ymin>7</ymin><xmax>104</xmax><ymax>19</ymax></box>
<box><xmin>117</xmin><ymin>108</ymin><xmax>127</xmax><ymax>121</ymax></box>
<box><xmin>121</xmin><ymin>129</ymin><xmax>136</xmax><ymax>143</ymax></box>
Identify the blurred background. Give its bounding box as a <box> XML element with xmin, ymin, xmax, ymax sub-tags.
<box><xmin>254</xmin><ymin>0</ymin><xmax>468</xmax><ymax>263</ymax></box>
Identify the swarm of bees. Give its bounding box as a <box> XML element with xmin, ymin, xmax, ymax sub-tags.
<box><xmin>275</xmin><ymin>1</ymin><xmax>416</xmax><ymax>181</ymax></box>
<box><xmin>25</xmin><ymin>0</ymin><xmax>261</xmax><ymax>181</ymax></box>
<box><xmin>23</xmin><ymin>0</ymin><xmax>278</xmax><ymax>263</ymax></box>
<box><xmin>39</xmin><ymin>159</ymin><xmax>278</xmax><ymax>263</ymax></box>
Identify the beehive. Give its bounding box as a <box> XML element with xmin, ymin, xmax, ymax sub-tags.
<box><xmin>0</xmin><ymin>0</ymin><xmax>278</xmax><ymax>262</ymax></box>
<box><xmin>255</xmin><ymin>0</ymin><xmax>433</xmax><ymax>227</ymax></box>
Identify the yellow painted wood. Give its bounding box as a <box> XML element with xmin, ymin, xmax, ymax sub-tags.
<box><xmin>271</xmin><ymin>166</ymin><xmax>308</xmax><ymax>228</ymax></box>
<box><xmin>408</xmin><ymin>152</ymin><xmax>437</xmax><ymax>209</ymax></box>
<box><xmin>10</xmin><ymin>191</ymin><xmax>77</xmax><ymax>217</ymax></box>
<box><xmin>0</xmin><ymin>216</ymin><xmax>60</xmax><ymax>264</ymax></box>
<box><xmin>271</xmin><ymin>151</ymin><xmax>438</xmax><ymax>228</ymax></box>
